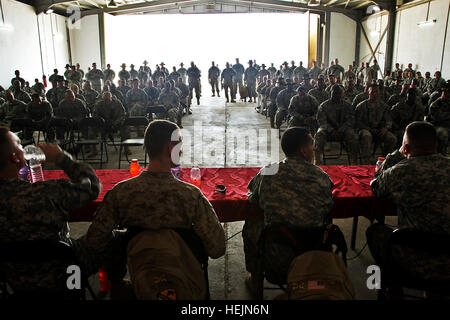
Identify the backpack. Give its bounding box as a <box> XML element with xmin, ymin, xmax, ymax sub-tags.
<box><xmin>287</xmin><ymin>250</ymin><xmax>355</xmax><ymax>300</ymax></box>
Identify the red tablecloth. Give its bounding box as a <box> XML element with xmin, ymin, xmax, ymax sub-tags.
<box><xmin>44</xmin><ymin>166</ymin><xmax>395</xmax><ymax>223</ymax></box>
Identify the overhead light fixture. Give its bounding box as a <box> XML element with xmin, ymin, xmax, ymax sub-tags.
<box><xmin>308</xmin><ymin>0</ymin><xmax>320</xmax><ymax>6</ymax></box>
<box><xmin>44</xmin><ymin>8</ymin><xmax>54</xmax><ymax>14</ymax></box>
<box><xmin>418</xmin><ymin>19</ymin><xmax>436</xmax><ymax>27</ymax></box>
<box><xmin>108</xmin><ymin>0</ymin><xmax>118</xmax><ymax>8</ymax></box>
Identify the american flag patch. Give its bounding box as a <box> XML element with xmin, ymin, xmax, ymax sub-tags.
<box><xmin>308</xmin><ymin>280</ymin><xmax>325</xmax><ymax>290</ymax></box>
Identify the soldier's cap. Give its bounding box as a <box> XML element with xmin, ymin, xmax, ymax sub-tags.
<box><xmin>277</xmin><ymin>77</ymin><xmax>285</xmax><ymax>84</ymax></box>
<box><xmin>143</xmin><ymin>60</ymin><xmax>148</xmax><ymax>64</ymax></box>
<box><xmin>65</xmin><ymin>64</ymin><xmax>70</xmax><ymax>68</ymax></box>
<box><xmin>161</xmin><ymin>62</ymin><xmax>165</xmax><ymax>65</ymax></box>
<box><xmin>248</xmin><ymin>60</ymin><xmax>253</xmax><ymax>64</ymax></box>
<box><xmin>297</xmin><ymin>86</ymin><xmax>307</xmax><ymax>93</ymax></box>
<box><xmin>180</xmin><ymin>62</ymin><xmax>184</xmax><ymax>66</ymax></box>
<box><xmin>57</xmin><ymin>76</ymin><xmax>65</xmax><ymax>82</ymax></box>
<box><xmin>130</xmin><ymin>64</ymin><xmax>135</xmax><ymax>67</ymax></box>
<box><xmin>303</xmin><ymin>73</ymin><xmax>311</xmax><ymax>80</ymax></box>
<box><xmin>285</xmin><ymin>79</ymin><xmax>293</xmax><ymax>85</ymax></box>
<box><xmin>283</xmin><ymin>61</ymin><xmax>288</xmax><ymax>65</ymax></box>
<box><xmin>261</xmin><ymin>64</ymin><xmax>266</xmax><ymax>67</ymax></box>
<box><xmin>121</xmin><ymin>63</ymin><xmax>126</xmax><ymax>67</ymax></box>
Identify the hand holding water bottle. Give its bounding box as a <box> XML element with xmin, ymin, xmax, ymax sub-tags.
<box><xmin>36</xmin><ymin>143</ymin><xmax>63</xmax><ymax>163</ymax></box>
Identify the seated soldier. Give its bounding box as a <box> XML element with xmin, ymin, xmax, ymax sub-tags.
<box><xmin>355</xmin><ymin>84</ymin><xmax>397</xmax><ymax>164</ymax></box>
<box><xmin>391</xmin><ymin>88</ymin><xmax>425</xmax><ymax>147</ymax></box>
<box><xmin>11</xmin><ymin>80</ymin><xmax>31</xmax><ymax>104</ymax></box>
<box><xmin>85</xmin><ymin>120</ymin><xmax>225</xmax><ymax>299</ymax></box>
<box><xmin>308</xmin><ymin>76</ymin><xmax>329</xmax><ymax>105</ymax></box>
<box><xmin>352</xmin><ymin>81</ymin><xmax>370</xmax><ymax>110</ymax></box>
<box><xmin>126</xmin><ymin>79</ymin><xmax>148</xmax><ymax>117</ymax></box>
<box><xmin>243</xmin><ymin>127</ymin><xmax>334</xmax><ymax>296</ymax></box>
<box><xmin>267</xmin><ymin>78</ymin><xmax>286</xmax><ymax>128</ymax></box>
<box><xmin>367</xmin><ymin>122</ymin><xmax>450</xmax><ymax>284</ymax></box>
<box><xmin>0</xmin><ymin>90</ymin><xmax>27</xmax><ymax>127</ymax></box>
<box><xmin>429</xmin><ymin>83</ymin><xmax>450</xmax><ymax>155</ymax></box>
<box><xmin>82</xmin><ymin>81</ymin><xmax>99</xmax><ymax>113</ymax></box>
<box><xmin>159</xmin><ymin>82</ymin><xmax>182</xmax><ymax>127</ymax></box>
<box><xmin>314</xmin><ymin>85</ymin><xmax>359</xmax><ymax>165</ymax></box>
<box><xmin>287</xmin><ymin>86</ymin><xmax>319</xmax><ymax>133</ymax></box>
<box><xmin>388</xmin><ymin>83</ymin><xmax>409</xmax><ymax>107</ymax></box>
<box><xmin>275</xmin><ymin>79</ymin><xmax>298</xmax><ymax>129</ymax></box>
<box><xmin>26</xmin><ymin>92</ymin><xmax>54</xmax><ymax>141</ymax></box>
<box><xmin>144</xmin><ymin>80</ymin><xmax>161</xmax><ymax>108</ymax></box>
<box><xmin>0</xmin><ymin>129</ymin><xmax>101</xmax><ymax>292</ymax></box>
<box><xmin>175</xmin><ymin>77</ymin><xmax>190</xmax><ymax>115</ymax></box>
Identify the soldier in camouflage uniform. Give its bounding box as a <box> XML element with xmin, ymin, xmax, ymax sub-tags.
<box><xmin>308</xmin><ymin>61</ymin><xmax>320</xmax><ymax>81</ymax></box>
<box><xmin>187</xmin><ymin>62</ymin><xmax>202</xmax><ymax>106</ymax></box>
<box><xmin>390</xmin><ymin>88</ymin><xmax>425</xmax><ymax>147</ymax></box>
<box><xmin>244</xmin><ymin>60</ymin><xmax>258</xmax><ymax>103</ymax></box>
<box><xmin>177</xmin><ymin>63</ymin><xmax>187</xmax><ymax>85</ymax></box>
<box><xmin>103</xmin><ymin>64</ymin><xmax>116</xmax><ymax>83</ymax></box>
<box><xmin>159</xmin><ymin>82</ymin><xmax>181</xmax><ymax>126</ymax></box>
<box><xmin>281</xmin><ymin>62</ymin><xmax>292</xmax><ymax>81</ymax></box>
<box><xmin>152</xmin><ymin>66</ymin><xmax>166</xmax><ymax>83</ymax></box>
<box><xmin>32</xmin><ymin>78</ymin><xmax>46</xmax><ymax>97</ymax></box>
<box><xmin>71</xmin><ymin>84</ymin><xmax>86</xmax><ymax>103</ymax></box>
<box><xmin>429</xmin><ymin>84</ymin><xmax>450</xmax><ymax>155</ymax></box>
<box><xmin>232</xmin><ymin>58</ymin><xmax>245</xmax><ymax>100</ymax></box>
<box><xmin>64</xmin><ymin>64</ymin><xmax>72</xmax><ymax>81</ymax></box>
<box><xmin>314</xmin><ymin>84</ymin><xmax>358</xmax><ymax>165</ymax></box>
<box><xmin>126</xmin><ymin>79</ymin><xmax>148</xmax><ymax>116</ymax></box>
<box><xmin>426</xmin><ymin>71</ymin><xmax>447</xmax><ymax>96</ymax></box>
<box><xmin>144</xmin><ymin>80</ymin><xmax>161</xmax><ymax>107</ymax></box>
<box><xmin>0</xmin><ymin>134</ymin><xmax>101</xmax><ymax>292</ymax></box>
<box><xmin>45</xmin><ymin>80</ymin><xmax>59</xmax><ymax>111</ymax></box>
<box><xmin>82</xmin><ymin>81</ymin><xmax>99</xmax><ymax>113</ymax></box>
<box><xmin>273</xmin><ymin>80</ymin><xmax>297</xmax><ymax>129</ymax></box>
<box><xmin>93</xmin><ymin>91</ymin><xmax>127</xmax><ymax>145</ymax></box>
<box><xmin>119</xmin><ymin>63</ymin><xmax>131</xmax><ymax>83</ymax></box>
<box><xmin>257</xmin><ymin>64</ymin><xmax>270</xmax><ymax>84</ymax></box>
<box><xmin>117</xmin><ymin>79</ymin><xmax>131</xmax><ymax>99</ymax></box>
<box><xmin>308</xmin><ymin>76</ymin><xmax>329</xmax><ymax>105</ymax></box>
<box><xmin>355</xmin><ymin>85</ymin><xmax>397</xmax><ymax>164</ymax></box>
<box><xmin>208</xmin><ymin>61</ymin><xmax>220</xmax><ymax>97</ymax></box>
<box><xmin>243</xmin><ymin>127</ymin><xmax>334</xmax><ymax>292</ymax></box>
<box><xmin>176</xmin><ymin>77</ymin><xmax>190</xmax><ymax>115</ymax></box>
<box><xmin>367</xmin><ymin>121</ymin><xmax>450</xmax><ymax>284</ymax></box>
<box><xmin>256</xmin><ymin>76</ymin><xmax>268</xmax><ymax>112</ymax></box>
<box><xmin>300</xmin><ymin>74</ymin><xmax>314</xmax><ymax>93</ymax></box>
<box><xmin>57</xmin><ymin>90</ymin><xmax>89</xmax><ymax>122</ymax></box>
<box><xmin>86</xmin><ymin>63</ymin><xmax>104</xmax><ymax>93</ymax></box>
<box><xmin>0</xmin><ymin>90</ymin><xmax>27</xmax><ymax>126</ymax></box>
<box><xmin>287</xmin><ymin>86</ymin><xmax>319</xmax><ymax>133</ymax></box>
<box><xmin>343</xmin><ymin>65</ymin><xmax>356</xmax><ymax>82</ymax></box>
<box><xmin>143</xmin><ymin>60</ymin><xmax>151</xmax><ymax>78</ymax></box>
<box><xmin>267</xmin><ymin>78</ymin><xmax>286</xmax><ymax>128</ymax></box>
<box><xmin>260</xmin><ymin>79</ymin><xmax>273</xmax><ymax>115</ymax></box>
<box><xmin>137</xmin><ymin>66</ymin><xmax>148</xmax><ymax>84</ymax></box>
<box><xmin>26</xmin><ymin>93</ymin><xmax>53</xmax><ymax>141</ymax></box>
<box><xmin>129</xmin><ymin>64</ymin><xmax>139</xmax><ymax>80</ymax></box>
<box><xmin>344</xmin><ymin>78</ymin><xmax>359</xmax><ymax>105</ymax></box>
<box><xmin>11</xmin><ymin>80</ymin><xmax>31</xmax><ymax>104</ymax></box>
<box><xmin>69</xmin><ymin>65</ymin><xmax>82</xmax><ymax>89</ymax></box>
<box><xmin>221</xmin><ymin>62</ymin><xmax>236</xmax><ymax>103</ymax></box>
<box><xmin>387</xmin><ymin>83</ymin><xmax>409</xmax><ymax>107</ymax></box>
<box><xmin>293</xmin><ymin>61</ymin><xmax>307</xmax><ymax>81</ymax></box>
<box><xmin>48</xmin><ymin>69</ymin><xmax>60</xmax><ymax>86</ymax></box>
<box><xmin>267</xmin><ymin>63</ymin><xmax>277</xmax><ymax>80</ymax></box>
<box><xmin>168</xmin><ymin>67</ymin><xmax>180</xmax><ymax>84</ymax></box>
<box><xmin>85</xmin><ymin>120</ymin><xmax>226</xmax><ymax>278</ymax></box>
<box><xmin>352</xmin><ymin>82</ymin><xmax>370</xmax><ymax>110</ymax></box>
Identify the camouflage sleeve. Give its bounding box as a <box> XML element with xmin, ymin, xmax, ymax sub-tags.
<box><xmin>382</xmin><ymin>103</ymin><xmax>393</xmax><ymax>129</ymax></box>
<box><xmin>355</xmin><ymin>103</ymin><xmax>369</xmax><ymax>130</ymax></box>
<box><xmin>317</xmin><ymin>102</ymin><xmax>328</xmax><ymax>130</ymax></box>
<box><xmin>342</xmin><ymin>103</ymin><xmax>355</xmax><ymax>132</ymax></box>
<box><xmin>192</xmin><ymin>192</ymin><xmax>226</xmax><ymax>259</ymax></box>
<box><xmin>371</xmin><ymin>167</ymin><xmax>394</xmax><ymax>199</ymax></box>
<box><xmin>429</xmin><ymin>100</ymin><xmax>442</xmax><ymax>121</ymax></box>
<box><xmin>374</xmin><ymin>150</ymin><xmax>405</xmax><ymax>179</ymax></box>
<box><xmin>43</xmin><ymin>151</ymin><xmax>101</xmax><ymax>213</ymax></box>
<box><xmin>84</xmin><ymin>190</ymin><xmax>119</xmax><ymax>255</ymax></box>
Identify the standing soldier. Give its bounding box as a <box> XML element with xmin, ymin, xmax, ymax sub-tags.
<box><xmin>355</xmin><ymin>85</ymin><xmax>397</xmax><ymax>164</ymax></box>
<box><xmin>293</xmin><ymin>61</ymin><xmax>307</xmax><ymax>81</ymax></box>
<box><xmin>267</xmin><ymin>63</ymin><xmax>277</xmax><ymax>80</ymax></box>
<box><xmin>49</xmin><ymin>69</ymin><xmax>60</xmax><ymax>86</ymax></box>
<box><xmin>103</xmin><ymin>64</ymin><xmax>116</xmax><ymax>83</ymax></box>
<box><xmin>160</xmin><ymin>63</ymin><xmax>169</xmax><ymax>77</ymax></box>
<box><xmin>344</xmin><ymin>65</ymin><xmax>356</xmax><ymax>81</ymax></box>
<box><xmin>308</xmin><ymin>61</ymin><xmax>321</xmax><ymax>81</ymax></box>
<box><xmin>138</xmin><ymin>66</ymin><xmax>149</xmax><ymax>84</ymax></box>
<box><xmin>119</xmin><ymin>63</ymin><xmax>131</xmax><ymax>83</ymax></box>
<box><xmin>314</xmin><ymin>84</ymin><xmax>359</xmax><ymax>165</ymax></box>
<box><xmin>208</xmin><ymin>61</ymin><xmax>220</xmax><ymax>97</ymax></box>
<box><xmin>76</xmin><ymin>63</ymin><xmax>85</xmax><ymax>80</ymax></box>
<box><xmin>168</xmin><ymin>67</ymin><xmax>180</xmax><ymax>84</ymax></box>
<box><xmin>177</xmin><ymin>63</ymin><xmax>187</xmax><ymax>85</ymax></box>
<box><xmin>143</xmin><ymin>60</ymin><xmax>152</xmax><ymax>79</ymax></box>
<box><xmin>257</xmin><ymin>64</ymin><xmax>270</xmax><ymax>84</ymax></box>
<box><xmin>221</xmin><ymin>62</ymin><xmax>236</xmax><ymax>103</ymax></box>
<box><xmin>86</xmin><ymin>63</ymin><xmax>104</xmax><ymax>92</ymax></box>
<box><xmin>64</xmin><ymin>64</ymin><xmax>72</xmax><ymax>81</ymax></box>
<box><xmin>69</xmin><ymin>65</ymin><xmax>82</xmax><ymax>89</ymax></box>
<box><xmin>232</xmin><ymin>58</ymin><xmax>245</xmax><ymax>100</ymax></box>
<box><xmin>281</xmin><ymin>62</ymin><xmax>292</xmax><ymax>81</ymax></box>
<box><xmin>287</xmin><ymin>85</ymin><xmax>319</xmax><ymax>132</ymax></box>
<box><xmin>152</xmin><ymin>66</ymin><xmax>166</xmax><ymax>83</ymax></box>
<box><xmin>187</xmin><ymin>61</ymin><xmax>201</xmax><ymax>106</ymax></box>
<box><xmin>268</xmin><ymin>78</ymin><xmax>286</xmax><ymax>128</ymax></box>
<box><xmin>244</xmin><ymin>60</ymin><xmax>258</xmax><ymax>103</ymax></box>
<box><xmin>129</xmin><ymin>64</ymin><xmax>138</xmax><ymax>80</ymax></box>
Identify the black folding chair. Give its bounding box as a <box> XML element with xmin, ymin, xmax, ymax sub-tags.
<box><xmin>10</xmin><ymin>118</ymin><xmax>35</xmax><ymax>146</ymax></box>
<box><xmin>0</xmin><ymin>240</ymin><xmax>96</xmax><ymax>300</ymax></box>
<box><xmin>75</xmin><ymin>117</ymin><xmax>109</xmax><ymax>168</ymax></box>
<box><xmin>147</xmin><ymin>105</ymin><xmax>169</xmax><ymax>120</ymax></box>
<box><xmin>253</xmin><ymin>223</ymin><xmax>347</xmax><ymax>300</ymax></box>
<box><xmin>378</xmin><ymin>228</ymin><xmax>450</xmax><ymax>300</ymax></box>
<box><xmin>47</xmin><ymin>117</ymin><xmax>74</xmax><ymax>151</ymax></box>
<box><xmin>118</xmin><ymin>117</ymin><xmax>149</xmax><ymax>169</ymax></box>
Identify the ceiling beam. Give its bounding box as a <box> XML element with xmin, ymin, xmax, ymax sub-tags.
<box><xmin>350</xmin><ymin>1</ymin><xmax>375</xmax><ymax>10</ymax></box>
<box><xmin>324</xmin><ymin>0</ymin><xmax>343</xmax><ymax>6</ymax></box>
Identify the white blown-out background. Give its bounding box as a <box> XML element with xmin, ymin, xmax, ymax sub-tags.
<box><xmin>104</xmin><ymin>12</ymin><xmax>309</xmax><ymax>79</ymax></box>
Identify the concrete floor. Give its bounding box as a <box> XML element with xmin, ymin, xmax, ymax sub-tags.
<box><xmin>56</xmin><ymin>94</ymin><xmax>399</xmax><ymax>300</ymax></box>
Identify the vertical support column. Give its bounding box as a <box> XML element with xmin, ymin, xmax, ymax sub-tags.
<box><xmin>355</xmin><ymin>21</ymin><xmax>361</xmax><ymax>65</ymax></box>
<box><xmin>324</xmin><ymin>11</ymin><xmax>331</xmax><ymax>68</ymax></box>
<box><xmin>384</xmin><ymin>8</ymin><xmax>396</xmax><ymax>74</ymax></box>
<box><xmin>317</xmin><ymin>13</ymin><xmax>325</xmax><ymax>65</ymax></box>
<box><xmin>65</xmin><ymin>20</ymin><xmax>72</xmax><ymax>66</ymax></box>
<box><xmin>98</xmin><ymin>12</ymin><xmax>106</xmax><ymax>70</ymax></box>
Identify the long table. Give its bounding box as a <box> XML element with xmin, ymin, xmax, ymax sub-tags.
<box><xmin>44</xmin><ymin>166</ymin><xmax>396</xmax><ymax>249</ymax></box>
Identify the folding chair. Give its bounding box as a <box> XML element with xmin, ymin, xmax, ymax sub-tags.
<box><xmin>147</xmin><ymin>105</ymin><xmax>169</xmax><ymax>120</ymax></box>
<box><xmin>74</xmin><ymin>117</ymin><xmax>109</xmax><ymax>168</ymax></box>
<box><xmin>118</xmin><ymin>117</ymin><xmax>149</xmax><ymax>169</ymax></box>
<box><xmin>0</xmin><ymin>240</ymin><xmax>96</xmax><ymax>300</ymax></box>
<box><xmin>10</xmin><ymin>118</ymin><xmax>35</xmax><ymax>146</ymax></box>
<box><xmin>47</xmin><ymin>118</ymin><xmax>74</xmax><ymax>152</ymax></box>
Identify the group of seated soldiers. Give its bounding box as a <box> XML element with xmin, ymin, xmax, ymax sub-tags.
<box><xmin>252</xmin><ymin>64</ymin><xmax>449</xmax><ymax>165</ymax></box>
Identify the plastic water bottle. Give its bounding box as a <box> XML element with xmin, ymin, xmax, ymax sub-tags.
<box><xmin>24</xmin><ymin>145</ymin><xmax>46</xmax><ymax>183</ymax></box>
<box><xmin>171</xmin><ymin>166</ymin><xmax>181</xmax><ymax>180</ymax></box>
<box><xmin>130</xmin><ymin>159</ymin><xmax>140</xmax><ymax>177</ymax></box>
<box><xmin>375</xmin><ymin>157</ymin><xmax>385</xmax><ymax>172</ymax></box>
<box><xmin>190</xmin><ymin>166</ymin><xmax>201</xmax><ymax>188</ymax></box>
<box><xmin>98</xmin><ymin>267</ymin><xmax>111</xmax><ymax>293</ymax></box>
<box><xmin>19</xmin><ymin>165</ymin><xmax>30</xmax><ymax>182</ymax></box>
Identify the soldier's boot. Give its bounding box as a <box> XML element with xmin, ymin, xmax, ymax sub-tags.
<box><xmin>314</xmin><ymin>151</ymin><xmax>323</xmax><ymax>166</ymax></box>
<box><xmin>248</xmin><ymin>98</ymin><xmax>253</xmax><ymax>103</ymax></box>
<box><xmin>217</xmin><ymin>91</ymin><xmax>220</xmax><ymax>97</ymax></box>
<box><xmin>270</xmin><ymin>117</ymin><xmax>275</xmax><ymax>129</ymax></box>
<box><xmin>197</xmin><ymin>97</ymin><xmax>200</xmax><ymax>105</ymax></box>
